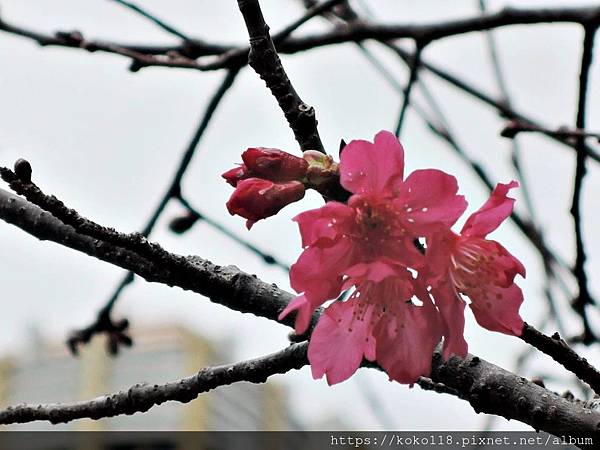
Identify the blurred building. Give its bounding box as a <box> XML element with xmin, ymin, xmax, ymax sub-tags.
<box><xmin>0</xmin><ymin>324</ymin><xmax>299</xmax><ymax>432</ymax></box>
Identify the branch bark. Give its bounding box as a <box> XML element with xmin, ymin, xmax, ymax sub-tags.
<box><xmin>236</xmin><ymin>0</ymin><xmax>324</xmax><ymax>152</ymax></box>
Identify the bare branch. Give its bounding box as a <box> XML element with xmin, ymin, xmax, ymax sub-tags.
<box><xmin>0</xmin><ymin>343</ymin><xmax>309</xmax><ymax>424</ymax></box>
<box><xmin>0</xmin><ymin>188</ymin><xmax>305</xmax><ymax>329</ymax></box>
<box><xmin>521</xmin><ymin>324</ymin><xmax>600</xmax><ymax>395</ymax></box>
<box><xmin>65</xmin><ymin>68</ymin><xmax>242</xmax><ymax>353</ymax></box>
<box><xmin>2</xmin><ymin>186</ymin><xmax>600</xmax><ymax>438</ymax></box>
<box><xmin>394</xmin><ymin>43</ymin><xmax>424</xmax><ymax>138</ymax></box>
<box><xmin>387</xmin><ymin>45</ymin><xmax>600</xmax><ymax>165</ymax></box>
<box><xmin>236</xmin><ymin>0</ymin><xmax>324</xmax><ymax>152</ymax></box>
<box><xmin>0</xmin><ymin>331</ymin><xmax>598</xmax><ymax>444</ymax></box>
<box><xmin>502</xmin><ymin>121</ymin><xmax>600</xmax><ymax>143</ymax></box>
<box><xmin>570</xmin><ymin>26</ymin><xmax>598</xmax><ymax>344</ymax></box>
<box><xmin>109</xmin><ymin>0</ymin><xmax>192</xmax><ymax>41</ymax></box>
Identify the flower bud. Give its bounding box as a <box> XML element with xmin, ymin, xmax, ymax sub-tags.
<box><xmin>226</xmin><ymin>178</ymin><xmax>305</xmax><ymax>229</ymax></box>
<box><xmin>222</xmin><ymin>165</ymin><xmax>249</xmax><ymax>187</ymax></box>
<box><xmin>303</xmin><ymin>150</ymin><xmax>338</xmax><ymax>187</ymax></box>
<box><xmin>241</xmin><ymin>147</ymin><xmax>308</xmax><ymax>181</ymax></box>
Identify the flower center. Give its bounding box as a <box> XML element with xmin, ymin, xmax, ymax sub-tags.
<box><xmin>344</xmin><ymin>277</ymin><xmax>413</xmax><ymax>333</ymax></box>
<box><xmin>449</xmin><ymin>238</ymin><xmax>499</xmax><ymax>294</ymax></box>
<box><xmin>350</xmin><ymin>196</ymin><xmax>404</xmax><ymax>246</ymax></box>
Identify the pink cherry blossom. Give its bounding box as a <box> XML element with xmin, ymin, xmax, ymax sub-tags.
<box><xmin>279</xmin><ymin>130</ymin><xmax>466</xmax><ymax>384</ymax></box>
<box><xmin>280</xmin><ymin>131</ymin><xmax>466</xmax><ymax>334</ymax></box>
<box><xmin>307</xmin><ymin>267</ymin><xmax>442</xmax><ymax>384</ymax></box>
<box><xmin>426</xmin><ymin>181</ymin><xmax>526</xmax><ymax>359</ymax></box>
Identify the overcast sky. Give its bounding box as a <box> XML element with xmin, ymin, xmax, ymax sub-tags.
<box><xmin>1</xmin><ymin>0</ymin><xmax>600</xmax><ymax>431</ymax></box>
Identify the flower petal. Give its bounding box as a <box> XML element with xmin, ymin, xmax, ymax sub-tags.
<box><xmin>339</xmin><ymin>131</ymin><xmax>405</xmax><ymax>195</ymax></box>
<box><xmin>293</xmin><ymin>201</ymin><xmax>355</xmax><ymax>248</ymax></box>
<box><xmin>431</xmin><ymin>280</ymin><xmax>468</xmax><ymax>359</ymax></box>
<box><xmin>469</xmin><ymin>283</ymin><xmax>524</xmax><ymax>336</ymax></box>
<box><xmin>278</xmin><ymin>295</ymin><xmax>314</xmax><ymax>334</ymax></box>
<box><xmin>290</xmin><ymin>238</ymin><xmax>354</xmax><ymax>307</ymax></box>
<box><xmin>344</xmin><ymin>261</ymin><xmax>402</xmax><ymax>283</ymax></box>
<box><xmin>374</xmin><ymin>295</ymin><xmax>442</xmax><ymax>384</ymax></box>
<box><xmin>308</xmin><ymin>299</ymin><xmax>376</xmax><ymax>385</ymax></box>
<box><xmin>396</xmin><ymin>169</ymin><xmax>467</xmax><ymax>232</ymax></box>
<box><xmin>461</xmin><ymin>181</ymin><xmax>518</xmax><ymax>238</ymax></box>
<box><xmin>492</xmin><ymin>241</ymin><xmax>526</xmax><ymax>283</ymax></box>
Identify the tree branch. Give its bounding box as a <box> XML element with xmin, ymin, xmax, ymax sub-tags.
<box><xmin>0</xmin><ymin>343</ymin><xmax>309</xmax><ymax>424</ymax></box>
<box><xmin>570</xmin><ymin>25</ymin><xmax>598</xmax><ymax>344</ymax></box>
<box><xmin>0</xmin><ymin>334</ymin><xmax>598</xmax><ymax>446</ymax></box>
<box><xmin>2</xmin><ymin>5</ymin><xmax>600</xmax><ymax>76</ymax></box>
<box><xmin>387</xmin><ymin>44</ymin><xmax>600</xmax><ymax>165</ymax></box>
<box><xmin>0</xmin><ymin>188</ymin><xmax>305</xmax><ymax>329</ymax></box>
<box><xmin>66</xmin><ymin>68</ymin><xmax>241</xmax><ymax>354</ymax></box>
<box><xmin>521</xmin><ymin>323</ymin><xmax>600</xmax><ymax>395</ymax></box>
<box><xmin>2</xmin><ymin>188</ymin><xmax>600</xmax><ymax>441</ymax></box>
<box><xmin>236</xmin><ymin>0</ymin><xmax>324</xmax><ymax>152</ymax></box>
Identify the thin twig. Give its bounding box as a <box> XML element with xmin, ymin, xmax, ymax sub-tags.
<box><xmin>570</xmin><ymin>26</ymin><xmax>598</xmax><ymax>344</ymax></box>
<box><xmin>478</xmin><ymin>0</ymin><xmax>538</xmax><ymax>220</ymax></box>
<box><xmin>386</xmin><ymin>44</ymin><xmax>600</xmax><ymax>164</ymax></box>
<box><xmin>394</xmin><ymin>43</ymin><xmax>424</xmax><ymax>138</ymax></box>
<box><xmin>109</xmin><ymin>0</ymin><xmax>192</xmax><ymax>41</ymax></box>
<box><xmin>502</xmin><ymin>121</ymin><xmax>600</xmax><ymax>143</ymax></box>
<box><xmin>61</xmin><ymin>68</ymin><xmax>241</xmax><ymax>352</ymax></box>
<box><xmin>176</xmin><ymin>195</ymin><xmax>290</xmax><ymax>272</ymax></box>
<box><xmin>520</xmin><ymin>323</ymin><xmax>600</xmax><ymax>395</ymax></box>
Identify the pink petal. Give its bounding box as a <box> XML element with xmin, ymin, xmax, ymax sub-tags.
<box><xmin>308</xmin><ymin>300</ymin><xmax>376</xmax><ymax>385</ymax></box>
<box><xmin>374</xmin><ymin>295</ymin><xmax>442</xmax><ymax>384</ymax></box>
<box><xmin>395</xmin><ymin>169</ymin><xmax>467</xmax><ymax>232</ymax></box>
<box><xmin>461</xmin><ymin>181</ymin><xmax>518</xmax><ymax>238</ymax></box>
<box><xmin>431</xmin><ymin>281</ymin><xmax>468</xmax><ymax>359</ymax></box>
<box><xmin>339</xmin><ymin>131</ymin><xmax>405</xmax><ymax>195</ymax></box>
<box><xmin>293</xmin><ymin>202</ymin><xmax>355</xmax><ymax>248</ymax></box>
<box><xmin>422</xmin><ymin>230</ymin><xmax>456</xmax><ymax>287</ymax></box>
<box><xmin>278</xmin><ymin>295</ymin><xmax>314</xmax><ymax>334</ymax></box>
<box><xmin>469</xmin><ymin>283</ymin><xmax>524</xmax><ymax>336</ymax></box>
<box><xmin>492</xmin><ymin>241</ymin><xmax>526</xmax><ymax>283</ymax></box>
<box><xmin>344</xmin><ymin>261</ymin><xmax>402</xmax><ymax>284</ymax></box>
<box><xmin>290</xmin><ymin>238</ymin><xmax>354</xmax><ymax>307</ymax></box>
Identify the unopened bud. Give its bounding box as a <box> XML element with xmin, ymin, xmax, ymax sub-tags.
<box><xmin>242</xmin><ymin>147</ymin><xmax>308</xmax><ymax>181</ymax></box>
<box><xmin>226</xmin><ymin>178</ymin><xmax>305</xmax><ymax>229</ymax></box>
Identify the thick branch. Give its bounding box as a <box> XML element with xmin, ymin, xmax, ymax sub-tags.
<box><xmin>0</xmin><ymin>336</ymin><xmax>598</xmax><ymax>446</ymax></box>
<box><xmin>0</xmin><ymin>343</ymin><xmax>309</xmax><ymax>424</ymax></box>
<box><xmin>0</xmin><ymin>188</ymin><xmax>303</xmax><ymax>328</ymax></box>
<box><xmin>2</xmin><ymin>189</ymin><xmax>600</xmax><ymax>441</ymax></box>
<box><xmin>278</xmin><ymin>5</ymin><xmax>600</xmax><ymax>51</ymax></box>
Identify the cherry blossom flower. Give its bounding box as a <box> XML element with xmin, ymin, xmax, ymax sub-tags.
<box><xmin>279</xmin><ymin>130</ymin><xmax>466</xmax><ymax>384</ymax></box>
<box><xmin>426</xmin><ymin>181</ymin><xmax>526</xmax><ymax>359</ymax></box>
<box><xmin>307</xmin><ymin>264</ymin><xmax>442</xmax><ymax>384</ymax></box>
<box><xmin>280</xmin><ymin>131</ymin><xmax>466</xmax><ymax>333</ymax></box>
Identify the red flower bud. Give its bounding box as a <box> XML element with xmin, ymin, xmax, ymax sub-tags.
<box><xmin>226</xmin><ymin>178</ymin><xmax>305</xmax><ymax>229</ymax></box>
<box><xmin>222</xmin><ymin>165</ymin><xmax>249</xmax><ymax>187</ymax></box>
<box><xmin>241</xmin><ymin>147</ymin><xmax>308</xmax><ymax>182</ymax></box>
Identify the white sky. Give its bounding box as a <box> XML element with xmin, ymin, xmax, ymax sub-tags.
<box><xmin>0</xmin><ymin>0</ymin><xmax>600</xmax><ymax>431</ymax></box>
